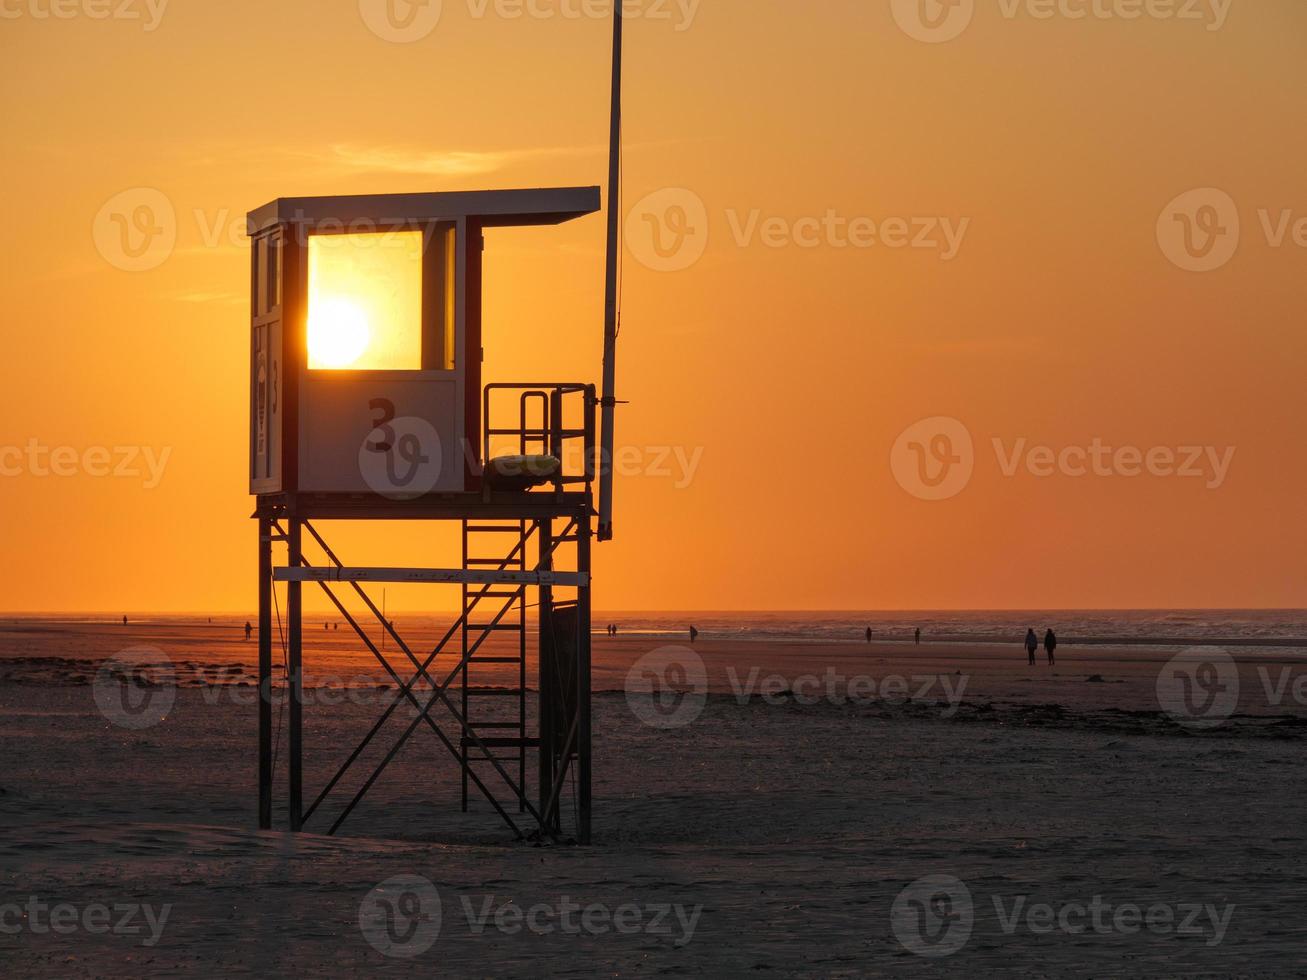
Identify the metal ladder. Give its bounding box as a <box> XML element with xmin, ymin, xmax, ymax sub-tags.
<box><xmin>460</xmin><ymin>520</ymin><xmax>534</xmax><ymax>812</ymax></box>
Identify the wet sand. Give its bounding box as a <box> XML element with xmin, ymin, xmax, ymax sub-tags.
<box><xmin>1</xmin><ymin>621</ymin><xmax>1305</xmax><ymax>976</ymax></box>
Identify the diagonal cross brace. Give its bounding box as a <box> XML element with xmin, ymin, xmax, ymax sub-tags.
<box><xmin>298</xmin><ymin>524</ymin><xmax>539</xmax><ymax>826</ymax></box>
<box><xmin>283</xmin><ymin>520</ymin><xmax>577</xmax><ymax>841</ymax></box>
<box><xmin>285</xmin><ymin>520</ymin><xmax>539</xmax><ymax>838</ymax></box>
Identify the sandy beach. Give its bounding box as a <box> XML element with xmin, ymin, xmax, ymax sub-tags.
<box><xmin>2</xmin><ymin>619</ymin><xmax>1305</xmax><ymax>976</ymax></box>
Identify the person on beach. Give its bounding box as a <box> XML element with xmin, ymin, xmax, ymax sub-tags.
<box><xmin>1044</xmin><ymin>629</ymin><xmax>1058</xmax><ymax>665</ymax></box>
<box><xmin>245</xmin><ymin>621</ymin><xmax>252</xmax><ymax>641</ymax></box>
<box><xmin>1025</xmin><ymin>628</ymin><xmax>1038</xmax><ymax>665</ymax></box>
<box><xmin>915</xmin><ymin>628</ymin><xmax>921</xmax><ymax>645</ymax></box>
<box><xmin>865</xmin><ymin>627</ymin><xmax>872</xmax><ymax>643</ymax></box>
<box><xmin>690</xmin><ymin>625</ymin><xmax>699</xmax><ymax>643</ymax></box>
<box><xmin>122</xmin><ymin>615</ymin><xmax>128</xmax><ymax>626</ymax></box>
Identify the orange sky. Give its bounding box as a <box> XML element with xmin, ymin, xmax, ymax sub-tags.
<box><xmin>0</xmin><ymin>0</ymin><xmax>1303</xmax><ymax>613</ymax></box>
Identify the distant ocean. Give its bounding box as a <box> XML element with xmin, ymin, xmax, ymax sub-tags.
<box><xmin>4</xmin><ymin>610</ymin><xmax>1305</xmax><ymax>650</ymax></box>
<box><xmin>590</xmin><ymin>610</ymin><xmax>1307</xmax><ymax>649</ymax></box>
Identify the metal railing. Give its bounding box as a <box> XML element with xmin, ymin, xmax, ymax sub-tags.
<box><xmin>483</xmin><ymin>383</ymin><xmax>596</xmax><ymax>488</ymax></box>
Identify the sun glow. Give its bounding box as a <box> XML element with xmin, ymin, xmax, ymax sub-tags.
<box><xmin>307</xmin><ymin>231</ymin><xmax>423</xmax><ymax>371</ymax></box>
<box><xmin>307</xmin><ymin>298</ymin><xmax>370</xmax><ymax>368</ymax></box>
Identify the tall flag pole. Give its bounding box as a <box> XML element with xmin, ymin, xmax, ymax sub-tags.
<box><xmin>597</xmin><ymin>5</ymin><xmax>623</xmax><ymax>543</ymax></box>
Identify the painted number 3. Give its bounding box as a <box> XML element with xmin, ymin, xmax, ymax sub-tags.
<box><xmin>366</xmin><ymin>398</ymin><xmax>431</xmax><ymax>489</ymax></box>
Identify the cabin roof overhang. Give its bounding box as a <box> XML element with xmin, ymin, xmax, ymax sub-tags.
<box><xmin>247</xmin><ymin>186</ymin><xmax>602</xmax><ymax>237</ymax></box>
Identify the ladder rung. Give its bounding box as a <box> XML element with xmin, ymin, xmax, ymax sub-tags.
<box><xmin>462</xmin><ymin>737</ymin><xmax>539</xmax><ymax>749</ymax></box>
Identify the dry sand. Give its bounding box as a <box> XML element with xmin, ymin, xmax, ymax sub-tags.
<box><xmin>1</xmin><ymin>620</ymin><xmax>1305</xmax><ymax>976</ymax></box>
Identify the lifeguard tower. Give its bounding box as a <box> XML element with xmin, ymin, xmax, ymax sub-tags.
<box><xmin>249</xmin><ymin>186</ymin><xmax>608</xmax><ymax>844</ymax></box>
<box><xmin>249</xmin><ymin>13</ymin><xmax>628</xmax><ymax>846</ymax></box>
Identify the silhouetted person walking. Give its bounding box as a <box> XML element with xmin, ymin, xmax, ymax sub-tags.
<box><xmin>245</xmin><ymin>621</ymin><xmax>252</xmax><ymax>641</ymax></box>
<box><xmin>865</xmin><ymin>627</ymin><xmax>872</xmax><ymax>643</ymax></box>
<box><xmin>1025</xmin><ymin>628</ymin><xmax>1038</xmax><ymax>666</ymax></box>
<box><xmin>122</xmin><ymin>615</ymin><xmax>128</xmax><ymax>626</ymax></box>
<box><xmin>1044</xmin><ymin>629</ymin><xmax>1057</xmax><ymax>666</ymax></box>
<box><xmin>915</xmin><ymin>628</ymin><xmax>921</xmax><ymax>645</ymax></box>
<box><xmin>690</xmin><ymin>625</ymin><xmax>699</xmax><ymax>643</ymax></box>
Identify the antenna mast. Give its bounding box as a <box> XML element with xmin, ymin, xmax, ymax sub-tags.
<box><xmin>597</xmin><ymin>5</ymin><xmax>623</xmax><ymax>542</ymax></box>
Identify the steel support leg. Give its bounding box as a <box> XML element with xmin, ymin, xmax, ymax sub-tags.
<box><xmin>287</xmin><ymin>517</ymin><xmax>303</xmax><ymax>832</ymax></box>
<box><xmin>538</xmin><ymin>518</ymin><xmax>556</xmax><ymax>828</ymax></box>
<box><xmin>258</xmin><ymin>517</ymin><xmax>273</xmax><ymax>831</ymax></box>
<box><xmin>577</xmin><ymin>510</ymin><xmax>593</xmax><ymax>845</ymax></box>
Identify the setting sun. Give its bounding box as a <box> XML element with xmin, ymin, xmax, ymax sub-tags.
<box><xmin>307</xmin><ymin>297</ymin><xmax>370</xmax><ymax>369</ymax></box>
